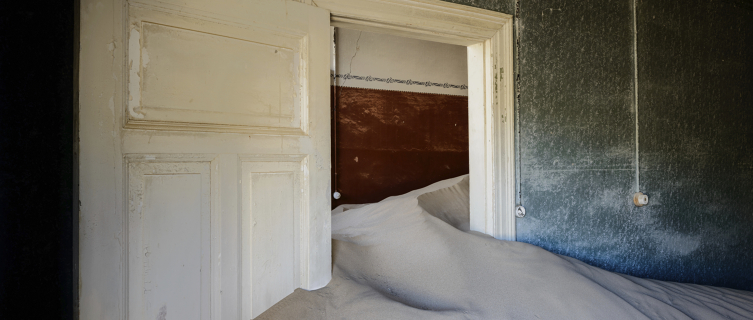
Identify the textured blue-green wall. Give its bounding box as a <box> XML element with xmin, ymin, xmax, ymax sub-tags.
<box><xmin>439</xmin><ymin>0</ymin><xmax>752</xmax><ymax>291</ymax></box>
<box><xmin>512</xmin><ymin>0</ymin><xmax>753</xmax><ymax>291</ymax></box>
<box><xmin>440</xmin><ymin>0</ymin><xmax>515</xmax><ymax>13</ymax></box>
<box><xmin>515</xmin><ymin>0</ymin><xmax>641</xmax><ymax>283</ymax></box>
<box><xmin>635</xmin><ymin>0</ymin><xmax>752</xmax><ymax>290</ymax></box>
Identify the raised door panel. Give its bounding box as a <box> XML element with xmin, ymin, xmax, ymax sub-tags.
<box><xmin>126</xmin><ymin>4</ymin><xmax>308</xmax><ymax>135</ymax></box>
<box><xmin>79</xmin><ymin>0</ymin><xmax>331</xmax><ymax>318</ymax></box>
<box><xmin>126</xmin><ymin>155</ymin><xmax>216</xmax><ymax>320</ymax></box>
<box><xmin>240</xmin><ymin>155</ymin><xmax>307</xmax><ymax>319</ymax></box>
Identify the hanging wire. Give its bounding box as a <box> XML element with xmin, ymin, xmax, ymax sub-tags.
<box><xmin>332</xmin><ymin>28</ymin><xmax>339</xmax><ymax>200</ymax></box>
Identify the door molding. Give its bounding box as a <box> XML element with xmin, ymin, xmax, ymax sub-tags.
<box><xmin>79</xmin><ymin>0</ymin><xmax>333</xmax><ymax>318</ymax></box>
<box><xmin>316</xmin><ymin>0</ymin><xmax>516</xmax><ymax>240</ymax></box>
<box><xmin>124</xmin><ymin>153</ymin><xmax>219</xmax><ymax>320</ymax></box>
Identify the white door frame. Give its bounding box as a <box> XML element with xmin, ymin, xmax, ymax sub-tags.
<box><xmin>316</xmin><ymin>0</ymin><xmax>516</xmax><ymax>240</ymax></box>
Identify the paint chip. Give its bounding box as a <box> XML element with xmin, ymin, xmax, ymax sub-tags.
<box><xmin>157</xmin><ymin>304</ymin><xmax>167</xmax><ymax>320</ymax></box>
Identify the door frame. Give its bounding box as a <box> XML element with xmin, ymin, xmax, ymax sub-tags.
<box><xmin>316</xmin><ymin>0</ymin><xmax>516</xmax><ymax>240</ymax></box>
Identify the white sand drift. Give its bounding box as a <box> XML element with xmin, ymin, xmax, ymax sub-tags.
<box><xmin>259</xmin><ymin>175</ymin><xmax>753</xmax><ymax>319</ymax></box>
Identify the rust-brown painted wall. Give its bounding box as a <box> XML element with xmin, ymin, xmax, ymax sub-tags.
<box><xmin>332</xmin><ymin>87</ymin><xmax>469</xmax><ymax>208</ymax></box>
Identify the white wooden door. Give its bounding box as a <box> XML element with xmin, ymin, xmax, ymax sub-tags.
<box><xmin>79</xmin><ymin>0</ymin><xmax>331</xmax><ymax>319</ymax></box>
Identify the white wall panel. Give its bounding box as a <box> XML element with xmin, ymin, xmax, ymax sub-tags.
<box><xmin>250</xmin><ymin>172</ymin><xmax>296</xmax><ymax>313</ymax></box>
<box><xmin>240</xmin><ymin>156</ymin><xmax>306</xmax><ymax>319</ymax></box>
<box><xmin>140</xmin><ymin>23</ymin><xmax>297</xmax><ymax>118</ymax></box>
<box><xmin>127</xmin><ymin>155</ymin><xmax>215</xmax><ymax>320</ymax></box>
<box><xmin>142</xmin><ymin>174</ymin><xmax>203</xmax><ymax>319</ymax></box>
<box><xmin>125</xmin><ymin>4</ymin><xmax>308</xmax><ymax>135</ymax></box>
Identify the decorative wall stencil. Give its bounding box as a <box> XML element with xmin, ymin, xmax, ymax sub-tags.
<box><xmin>333</xmin><ymin>74</ymin><xmax>468</xmax><ymax>90</ymax></box>
<box><xmin>335</xmin><ymin>28</ymin><xmax>468</xmax><ymax>96</ymax></box>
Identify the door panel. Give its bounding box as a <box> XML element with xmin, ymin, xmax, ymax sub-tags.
<box><xmin>240</xmin><ymin>156</ymin><xmax>307</xmax><ymax>319</ymax></box>
<box><xmin>126</xmin><ymin>4</ymin><xmax>308</xmax><ymax>134</ymax></box>
<box><xmin>126</xmin><ymin>156</ymin><xmax>214</xmax><ymax>320</ymax></box>
<box><xmin>79</xmin><ymin>0</ymin><xmax>331</xmax><ymax>318</ymax></box>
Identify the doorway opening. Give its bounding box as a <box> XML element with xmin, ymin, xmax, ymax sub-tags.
<box><xmin>318</xmin><ymin>0</ymin><xmax>515</xmax><ymax>240</ymax></box>
<box><xmin>330</xmin><ymin>28</ymin><xmax>469</xmax><ymax>208</ymax></box>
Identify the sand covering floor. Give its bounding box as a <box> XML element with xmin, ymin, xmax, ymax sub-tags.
<box><xmin>258</xmin><ymin>175</ymin><xmax>753</xmax><ymax>319</ymax></box>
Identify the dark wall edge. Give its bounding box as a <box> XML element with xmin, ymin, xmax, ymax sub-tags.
<box><xmin>73</xmin><ymin>0</ymin><xmax>81</xmax><ymax>317</ymax></box>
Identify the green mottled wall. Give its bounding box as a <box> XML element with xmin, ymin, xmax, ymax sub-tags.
<box><xmin>440</xmin><ymin>0</ymin><xmax>753</xmax><ymax>291</ymax></box>
<box><xmin>634</xmin><ymin>0</ymin><xmax>752</xmax><ymax>290</ymax></box>
<box><xmin>440</xmin><ymin>0</ymin><xmax>515</xmax><ymax>13</ymax></box>
<box><xmin>515</xmin><ymin>0</ymin><xmax>639</xmax><ymax>284</ymax></box>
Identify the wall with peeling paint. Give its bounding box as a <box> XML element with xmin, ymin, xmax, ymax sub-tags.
<box><xmin>510</xmin><ymin>0</ymin><xmax>753</xmax><ymax>291</ymax></box>
<box><xmin>332</xmin><ymin>29</ymin><xmax>469</xmax><ymax>207</ymax></box>
<box><xmin>335</xmin><ymin>28</ymin><xmax>469</xmax><ymax>95</ymax></box>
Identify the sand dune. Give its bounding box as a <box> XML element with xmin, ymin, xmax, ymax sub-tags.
<box><xmin>258</xmin><ymin>175</ymin><xmax>753</xmax><ymax>319</ymax></box>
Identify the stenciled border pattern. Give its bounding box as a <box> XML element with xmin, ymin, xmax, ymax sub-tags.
<box><xmin>334</xmin><ymin>73</ymin><xmax>468</xmax><ymax>90</ymax></box>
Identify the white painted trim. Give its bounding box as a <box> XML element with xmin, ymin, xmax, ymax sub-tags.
<box><xmin>237</xmin><ymin>154</ymin><xmax>309</xmax><ymax>319</ymax></box>
<box><xmin>492</xmin><ymin>25</ymin><xmax>516</xmax><ymax>241</ymax></box>
<box><xmin>124</xmin><ymin>153</ymin><xmax>219</xmax><ymax>320</ymax></box>
<box><xmin>316</xmin><ymin>0</ymin><xmax>507</xmax><ymax>45</ymax></box>
<box><xmin>315</xmin><ymin>0</ymin><xmax>516</xmax><ymax>240</ymax></box>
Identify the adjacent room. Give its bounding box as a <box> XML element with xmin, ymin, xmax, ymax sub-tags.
<box><xmin>331</xmin><ymin>28</ymin><xmax>470</xmax><ymax>208</ymax></box>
